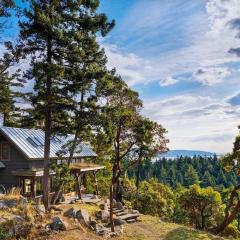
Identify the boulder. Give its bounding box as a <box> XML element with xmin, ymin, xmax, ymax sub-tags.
<box><xmin>0</xmin><ymin>200</ymin><xmax>8</xmax><ymax>210</ymax></box>
<box><xmin>112</xmin><ymin>199</ymin><xmax>117</xmax><ymax>207</ymax></box>
<box><xmin>11</xmin><ymin>216</ymin><xmax>32</xmax><ymax>238</ymax></box>
<box><xmin>20</xmin><ymin>196</ymin><xmax>27</xmax><ymax>207</ymax></box>
<box><xmin>49</xmin><ymin>216</ymin><xmax>67</xmax><ymax>231</ymax></box>
<box><xmin>35</xmin><ymin>205</ymin><xmax>46</xmax><ymax>214</ymax></box>
<box><xmin>115</xmin><ymin>202</ymin><xmax>124</xmax><ymax>210</ymax></box>
<box><xmin>95</xmin><ymin>224</ymin><xmax>111</xmax><ymax>236</ymax></box>
<box><xmin>76</xmin><ymin>209</ymin><xmax>90</xmax><ymax>226</ymax></box>
<box><xmin>96</xmin><ymin>210</ymin><xmax>110</xmax><ymax>223</ymax></box>
<box><xmin>5</xmin><ymin>199</ymin><xmax>18</xmax><ymax>208</ymax></box>
<box><xmin>114</xmin><ymin>218</ymin><xmax>126</xmax><ymax>226</ymax></box>
<box><xmin>99</xmin><ymin>203</ymin><xmax>108</xmax><ymax>211</ymax></box>
<box><xmin>63</xmin><ymin>207</ymin><xmax>76</xmax><ymax>218</ymax></box>
<box><xmin>0</xmin><ymin>199</ymin><xmax>18</xmax><ymax>209</ymax></box>
<box><xmin>89</xmin><ymin>219</ymin><xmax>97</xmax><ymax>230</ymax></box>
<box><xmin>129</xmin><ymin>209</ymin><xmax>140</xmax><ymax>214</ymax></box>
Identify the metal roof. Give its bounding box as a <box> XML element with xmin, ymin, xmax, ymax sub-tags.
<box><xmin>0</xmin><ymin>127</ymin><xmax>97</xmax><ymax>160</ymax></box>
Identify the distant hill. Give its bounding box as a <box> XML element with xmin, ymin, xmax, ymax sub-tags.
<box><xmin>157</xmin><ymin>150</ymin><xmax>216</xmax><ymax>159</ymax></box>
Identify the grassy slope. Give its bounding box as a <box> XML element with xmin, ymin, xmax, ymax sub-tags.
<box><xmin>122</xmin><ymin>215</ymin><xmax>226</xmax><ymax>240</ymax></box>
<box><xmin>41</xmin><ymin>204</ymin><xmax>227</xmax><ymax>240</ymax></box>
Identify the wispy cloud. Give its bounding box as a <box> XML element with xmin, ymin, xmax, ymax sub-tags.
<box><xmin>103</xmin><ymin>0</ymin><xmax>240</xmax><ymax>87</ymax></box>
<box><xmin>142</xmin><ymin>93</ymin><xmax>240</xmax><ymax>152</ymax></box>
<box><xmin>192</xmin><ymin>67</ymin><xmax>231</xmax><ymax>85</ymax></box>
<box><xmin>159</xmin><ymin>76</ymin><xmax>179</xmax><ymax>87</ymax></box>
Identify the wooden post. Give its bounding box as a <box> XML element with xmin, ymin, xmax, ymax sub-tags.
<box><xmin>30</xmin><ymin>177</ymin><xmax>36</xmax><ymax>199</ymax></box>
<box><xmin>50</xmin><ymin>176</ymin><xmax>53</xmax><ymax>193</ymax></box>
<box><xmin>19</xmin><ymin>177</ymin><xmax>24</xmax><ymax>195</ymax></box>
<box><xmin>82</xmin><ymin>173</ymin><xmax>87</xmax><ymax>192</ymax></box>
<box><xmin>76</xmin><ymin>172</ymin><xmax>82</xmax><ymax>199</ymax></box>
<box><xmin>93</xmin><ymin>171</ymin><xmax>99</xmax><ymax>196</ymax></box>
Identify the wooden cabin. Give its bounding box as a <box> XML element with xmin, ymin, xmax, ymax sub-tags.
<box><xmin>0</xmin><ymin>126</ymin><xmax>104</xmax><ymax>199</ymax></box>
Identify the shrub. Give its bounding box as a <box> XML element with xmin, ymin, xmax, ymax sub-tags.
<box><xmin>0</xmin><ymin>222</ymin><xmax>11</xmax><ymax>240</ymax></box>
<box><xmin>179</xmin><ymin>184</ymin><xmax>222</xmax><ymax>230</ymax></box>
<box><xmin>222</xmin><ymin>224</ymin><xmax>240</xmax><ymax>238</ymax></box>
<box><xmin>124</xmin><ymin>178</ymin><xmax>175</xmax><ymax>220</ymax></box>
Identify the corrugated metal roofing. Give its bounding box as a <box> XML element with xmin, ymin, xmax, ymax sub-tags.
<box><xmin>0</xmin><ymin>127</ymin><xmax>97</xmax><ymax>160</ymax></box>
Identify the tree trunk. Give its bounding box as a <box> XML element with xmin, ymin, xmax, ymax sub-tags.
<box><xmin>109</xmin><ymin>183</ymin><xmax>115</xmax><ymax>232</ymax></box>
<box><xmin>215</xmin><ymin>202</ymin><xmax>240</xmax><ymax>234</ymax></box>
<box><xmin>52</xmin><ymin>90</ymin><xmax>85</xmax><ymax>204</ymax></box>
<box><xmin>42</xmin><ymin>31</ymin><xmax>52</xmax><ymax>211</ymax></box>
<box><xmin>76</xmin><ymin>173</ymin><xmax>82</xmax><ymax>199</ymax></box>
<box><xmin>3</xmin><ymin>113</ymin><xmax>6</xmax><ymax>126</ymax></box>
<box><xmin>214</xmin><ymin>185</ymin><xmax>240</xmax><ymax>234</ymax></box>
<box><xmin>43</xmin><ymin>105</ymin><xmax>52</xmax><ymax>211</ymax></box>
<box><xmin>136</xmin><ymin>157</ymin><xmax>142</xmax><ymax>192</ymax></box>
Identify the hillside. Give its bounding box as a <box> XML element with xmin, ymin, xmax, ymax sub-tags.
<box><xmin>44</xmin><ymin>215</ymin><xmax>226</xmax><ymax>240</ymax></box>
<box><xmin>0</xmin><ymin>190</ymin><xmax>228</xmax><ymax>240</ymax></box>
<box><xmin>157</xmin><ymin>150</ymin><xmax>216</xmax><ymax>159</ymax></box>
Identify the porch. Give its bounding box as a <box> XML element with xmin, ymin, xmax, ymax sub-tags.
<box><xmin>69</xmin><ymin>162</ymin><xmax>104</xmax><ymax>200</ymax></box>
<box><xmin>12</xmin><ymin>169</ymin><xmax>55</xmax><ymax>199</ymax></box>
<box><xmin>11</xmin><ymin>163</ymin><xmax>104</xmax><ymax>202</ymax></box>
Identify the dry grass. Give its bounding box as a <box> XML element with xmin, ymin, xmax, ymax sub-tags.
<box><xmin>0</xmin><ymin>194</ymin><xmax>230</xmax><ymax>240</ymax></box>
<box><xmin>122</xmin><ymin>215</ymin><xmax>227</xmax><ymax>240</ymax></box>
<box><xmin>0</xmin><ymin>187</ymin><xmax>21</xmax><ymax>201</ymax></box>
<box><xmin>35</xmin><ymin>203</ymin><xmax>228</xmax><ymax>240</ymax></box>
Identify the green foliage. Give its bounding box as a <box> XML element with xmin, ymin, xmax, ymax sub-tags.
<box><xmin>222</xmin><ymin>224</ymin><xmax>240</xmax><ymax>238</ymax></box>
<box><xmin>0</xmin><ymin>222</ymin><xmax>10</xmax><ymax>240</ymax></box>
<box><xmin>127</xmin><ymin>155</ymin><xmax>239</xmax><ymax>189</ymax></box>
<box><xmin>51</xmin><ymin>162</ymin><xmax>75</xmax><ymax>193</ymax></box>
<box><xmin>124</xmin><ymin>178</ymin><xmax>175</xmax><ymax>220</ymax></box>
<box><xmin>179</xmin><ymin>184</ymin><xmax>222</xmax><ymax>230</ymax></box>
<box><xmin>184</xmin><ymin>165</ymin><xmax>199</xmax><ymax>186</ymax></box>
<box><xmin>171</xmin><ymin>185</ymin><xmax>189</xmax><ymax>224</ymax></box>
<box><xmin>0</xmin><ymin>0</ymin><xmax>14</xmax><ymax>17</ymax></box>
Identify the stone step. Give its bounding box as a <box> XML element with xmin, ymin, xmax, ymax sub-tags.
<box><xmin>119</xmin><ymin>213</ymin><xmax>141</xmax><ymax>221</ymax></box>
<box><xmin>116</xmin><ymin>211</ymin><xmax>128</xmax><ymax>216</ymax></box>
<box><xmin>113</xmin><ymin>209</ymin><xmax>125</xmax><ymax>214</ymax></box>
<box><xmin>126</xmin><ymin>219</ymin><xmax>136</xmax><ymax>224</ymax></box>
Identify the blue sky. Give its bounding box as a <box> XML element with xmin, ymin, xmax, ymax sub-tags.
<box><xmin>97</xmin><ymin>0</ymin><xmax>240</xmax><ymax>153</ymax></box>
<box><xmin>2</xmin><ymin>0</ymin><xmax>240</xmax><ymax>153</ymax></box>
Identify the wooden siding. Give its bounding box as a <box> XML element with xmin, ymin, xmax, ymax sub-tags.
<box><xmin>0</xmin><ymin>134</ymin><xmax>29</xmax><ymax>189</ymax></box>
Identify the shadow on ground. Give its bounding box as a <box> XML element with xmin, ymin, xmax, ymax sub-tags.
<box><xmin>164</xmin><ymin>227</ymin><xmax>223</xmax><ymax>240</ymax></box>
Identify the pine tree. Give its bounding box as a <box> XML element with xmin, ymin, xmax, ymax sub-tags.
<box><xmin>0</xmin><ymin>0</ymin><xmax>24</xmax><ymax>126</ymax></box>
<box><xmin>167</xmin><ymin>166</ymin><xmax>176</xmax><ymax>187</ymax></box>
<box><xmin>0</xmin><ymin>0</ymin><xmax>14</xmax><ymax>34</ymax></box>
<box><xmin>184</xmin><ymin>165</ymin><xmax>199</xmax><ymax>187</ymax></box>
<box><xmin>216</xmin><ymin>169</ymin><xmax>227</xmax><ymax>187</ymax></box>
<box><xmin>50</xmin><ymin>1</ymin><xmax>114</xmax><ymax>202</ymax></box>
<box><xmin>159</xmin><ymin>165</ymin><xmax>168</xmax><ymax>184</ymax></box>
<box><xmin>18</xmin><ymin>0</ymin><xmax>113</xmax><ymax>210</ymax></box>
<box><xmin>201</xmin><ymin>171</ymin><xmax>215</xmax><ymax>188</ymax></box>
<box><xmin>176</xmin><ymin>171</ymin><xmax>184</xmax><ymax>186</ymax></box>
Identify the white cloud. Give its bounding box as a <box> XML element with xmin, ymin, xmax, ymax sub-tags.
<box><xmin>159</xmin><ymin>76</ymin><xmax>179</xmax><ymax>87</ymax></box>
<box><xmin>103</xmin><ymin>0</ymin><xmax>240</xmax><ymax>86</ymax></box>
<box><xmin>193</xmin><ymin>67</ymin><xmax>231</xmax><ymax>85</ymax></box>
<box><xmin>104</xmin><ymin>43</ymin><xmax>153</xmax><ymax>86</ymax></box>
<box><xmin>142</xmin><ymin>94</ymin><xmax>240</xmax><ymax>153</ymax></box>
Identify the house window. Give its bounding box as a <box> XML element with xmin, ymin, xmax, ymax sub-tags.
<box><xmin>1</xmin><ymin>143</ymin><xmax>10</xmax><ymax>161</ymax></box>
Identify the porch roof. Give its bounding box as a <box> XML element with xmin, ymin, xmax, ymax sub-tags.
<box><xmin>12</xmin><ymin>169</ymin><xmax>55</xmax><ymax>177</ymax></box>
<box><xmin>69</xmin><ymin>163</ymin><xmax>105</xmax><ymax>172</ymax></box>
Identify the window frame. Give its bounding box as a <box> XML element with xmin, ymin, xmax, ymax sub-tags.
<box><xmin>1</xmin><ymin>142</ymin><xmax>10</xmax><ymax>162</ymax></box>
